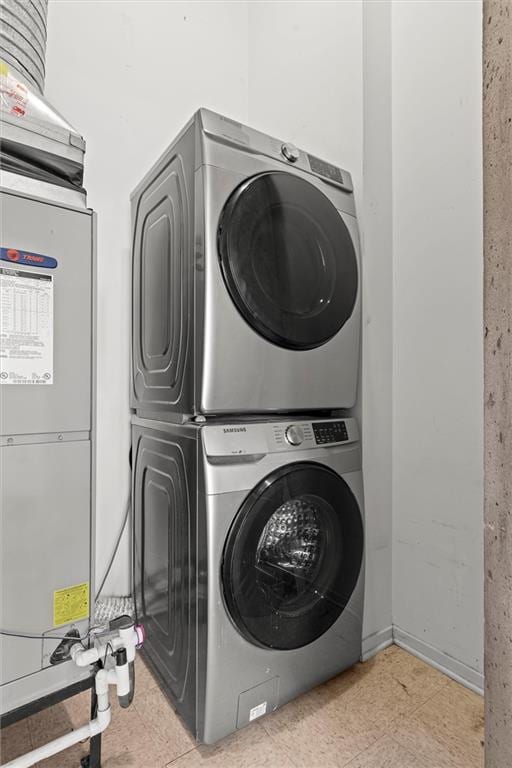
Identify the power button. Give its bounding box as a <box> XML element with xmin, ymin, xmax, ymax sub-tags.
<box><xmin>281</xmin><ymin>143</ymin><xmax>300</xmax><ymax>163</ymax></box>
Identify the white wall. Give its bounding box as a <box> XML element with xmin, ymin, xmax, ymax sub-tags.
<box><xmin>246</xmin><ymin>0</ymin><xmax>393</xmax><ymax>648</ymax></box>
<box><xmin>247</xmin><ymin>2</ymin><xmax>363</xmax><ymax>206</ymax></box>
<box><xmin>43</xmin><ymin>1</ymin><xmax>483</xmax><ymax>688</ymax></box>
<box><xmin>391</xmin><ymin>0</ymin><xmax>484</xmax><ymax>688</ymax></box>
<box><xmin>360</xmin><ymin>0</ymin><xmax>393</xmax><ymax>650</ymax></box>
<box><xmin>45</xmin><ymin>0</ymin><xmax>250</xmax><ymax>595</ymax></box>
<box><xmin>44</xmin><ymin>2</ymin><xmax>388</xmax><ymax>622</ymax></box>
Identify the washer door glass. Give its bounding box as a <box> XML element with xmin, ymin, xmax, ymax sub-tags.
<box><xmin>217</xmin><ymin>172</ymin><xmax>358</xmax><ymax>350</ymax></box>
<box><xmin>222</xmin><ymin>462</ymin><xmax>364</xmax><ymax>650</ymax></box>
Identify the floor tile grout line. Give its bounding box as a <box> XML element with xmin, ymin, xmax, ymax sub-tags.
<box><xmin>387</xmin><ymin>733</ymin><xmax>430</xmax><ymax>767</ymax></box>
<box><xmin>130</xmin><ymin>686</ymin><xmax>200</xmax><ymax>765</ymax></box>
<box><xmin>164</xmin><ymin>743</ymin><xmax>199</xmax><ymax>766</ymax></box>
<box><xmin>389</xmin><ymin>681</ymin><xmax>485</xmax><ymax>768</ymax></box>
<box><xmin>327</xmin><ymin>655</ymin><xmax>455</xmax><ymax>765</ymax></box>
<box><xmin>260</xmin><ymin>713</ymin><xmax>383</xmax><ymax>768</ymax></box>
<box><xmin>257</xmin><ymin>650</ymin><xmax>454</xmax><ymax>768</ymax></box>
<box><xmin>256</xmin><ymin>720</ymin><xmax>304</xmax><ymax>768</ymax></box>
<box><xmin>382</xmin><ymin>676</ymin><xmax>452</xmax><ymax>733</ymax></box>
<box><xmin>247</xmin><ymin>719</ymin><xmax>280</xmax><ymax>766</ymax></box>
<box><xmin>383</xmin><ymin>682</ymin><xmax>458</xmax><ymax>762</ymax></box>
<box><xmin>341</xmin><ymin>733</ymin><xmax>393</xmax><ymax>768</ymax></box>
<box><xmin>337</xmin><ymin>732</ymin><xmax>387</xmax><ymax>768</ymax></box>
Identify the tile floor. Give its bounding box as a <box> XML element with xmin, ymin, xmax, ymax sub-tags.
<box><xmin>0</xmin><ymin>645</ymin><xmax>484</xmax><ymax>768</ymax></box>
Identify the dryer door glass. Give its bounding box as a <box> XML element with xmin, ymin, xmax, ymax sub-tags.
<box><xmin>217</xmin><ymin>172</ymin><xmax>358</xmax><ymax>350</ymax></box>
<box><xmin>222</xmin><ymin>462</ymin><xmax>364</xmax><ymax>650</ymax></box>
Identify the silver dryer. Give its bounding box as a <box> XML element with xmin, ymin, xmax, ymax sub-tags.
<box><xmin>131</xmin><ymin>109</ymin><xmax>361</xmax><ymax>419</ymax></box>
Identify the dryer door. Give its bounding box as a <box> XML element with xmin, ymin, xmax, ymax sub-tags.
<box><xmin>217</xmin><ymin>172</ymin><xmax>358</xmax><ymax>350</ymax></box>
<box><xmin>222</xmin><ymin>462</ymin><xmax>364</xmax><ymax>650</ymax></box>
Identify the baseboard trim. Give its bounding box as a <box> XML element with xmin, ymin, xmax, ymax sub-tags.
<box><xmin>362</xmin><ymin>625</ymin><xmax>393</xmax><ymax>661</ymax></box>
<box><xmin>393</xmin><ymin>626</ymin><xmax>484</xmax><ymax>696</ymax></box>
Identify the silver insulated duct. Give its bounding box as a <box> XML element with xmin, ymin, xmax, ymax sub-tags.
<box><xmin>0</xmin><ymin>0</ymin><xmax>86</xmax><ymax>201</ymax></box>
<box><xmin>0</xmin><ymin>0</ymin><xmax>48</xmax><ymax>93</ymax></box>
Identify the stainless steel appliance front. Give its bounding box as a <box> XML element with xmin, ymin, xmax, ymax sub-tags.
<box><xmin>132</xmin><ymin>416</ymin><xmax>364</xmax><ymax>744</ymax></box>
<box><xmin>131</xmin><ymin>109</ymin><xmax>361</xmax><ymax>419</ymax></box>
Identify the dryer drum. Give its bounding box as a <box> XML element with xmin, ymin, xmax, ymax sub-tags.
<box><xmin>218</xmin><ymin>172</ymin><xmax>359</xmax><ymax>351</ymax></box>
<box><xmin>222</xmin><ymin>461</ymin><xmax>364</xmax><ymax>650</ymax></box>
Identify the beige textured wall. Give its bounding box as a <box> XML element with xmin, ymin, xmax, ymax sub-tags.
<box><xmin>483</xmin><ymin>1</ymin><xmax>512</xmax><ymax>766</ymax></box>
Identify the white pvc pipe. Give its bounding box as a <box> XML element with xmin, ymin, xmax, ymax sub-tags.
<box><xmin>71</xmin><ymin>629</ymin><xmax>139</xmax><ymax>667</ymax></box>
<box><xmin>2</xmin><ymin>629</ymin><xmax>142</xmax><ymax>768</ymax></box>
<box><xmin>71</xmin><ymin>645</ymin><xmax>99</xmax><ymax>667</ymax></box>
<box><xmin>1</xmin><ymin>701</ymin><xmax>111</xmax><ymax>768</ymax></box>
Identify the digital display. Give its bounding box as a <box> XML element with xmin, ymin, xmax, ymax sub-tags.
<box><xmin>312</xmin><ymin>420</ymin><xmax>348</xmax><ymax>445</ymax></box>
<box><xmin>307</xmin><ymin>154</ymin><xmax>344</xmax><ymax>184</ymax></box>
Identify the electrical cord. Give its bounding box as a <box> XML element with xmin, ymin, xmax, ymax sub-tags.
<box><xmin>103</xmin><ymin>641</ymin><xmax>114</xmax><ymax>668</ymax></box>
<box><xmin>95</xmin><ymin>495</ymin><xmax>131</xmax><ymax>601</ymax></box>
<box><xmin>0</xmin><ymin>626</ymin><xmax>103</xmax><ymax>642</ymax></box>
<box><xmin>132</xmin><ymin>501</ymin><xmax>140</xmax><ymax>628</ymax></box>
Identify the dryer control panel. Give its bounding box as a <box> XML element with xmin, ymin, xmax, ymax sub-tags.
<box><xmin>199</xmin><ymin>108</ymin><xmax>354</xmax><ymax>194</ymax></box>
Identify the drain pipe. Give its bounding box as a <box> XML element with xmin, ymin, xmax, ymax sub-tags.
<box><xmin>1</xmin><ymin>621</ymin><xmax>144</xmax><ymax>768</ymax></box>
<box><xmin>2</xmin><ymin>688</ymin><xmax>112</xmax><ymax>768</ymax></box>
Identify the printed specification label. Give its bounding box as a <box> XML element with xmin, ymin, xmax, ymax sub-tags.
<box><xmin>53</xmin><ymin>582</ymin><xmax>89</xmax><ymax>627</ymax></box>
<box><xmin>249</xmin><ymin>702</ymin><xmax>267</xmax><ymax>722</ymax></box>
<box><xmin>0</xmin><ymin>267</ymin><xmax>53</xmax><ymax>384</ymax></box>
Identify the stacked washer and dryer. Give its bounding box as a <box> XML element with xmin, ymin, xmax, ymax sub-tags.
<box><xmin>130</xmin><ymin>109</ymin><xmax>364</xmax><ymax>744</ymax></box>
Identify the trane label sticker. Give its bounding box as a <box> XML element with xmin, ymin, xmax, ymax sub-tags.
<box><xmin>0</xmin><ymin>267</ymin><xmax>54</xmax><ymax>385</ymax></box>
<box><xmin>0</xmin><ymin>247</ymin><xmax>58</xmax><ymax>269</ymax></box>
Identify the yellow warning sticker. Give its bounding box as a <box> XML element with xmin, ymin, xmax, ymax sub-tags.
<box><xmin>53</xmin><ymin>582</ymin><xmax>89</xmax><ymax>627</ymax></box>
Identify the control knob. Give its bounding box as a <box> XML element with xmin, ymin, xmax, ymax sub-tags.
<box><xmin>285</xmin><ymin>425</ymin><xmax>304</xmax><ymax>446</ymax></box>
<box><xmin>281</xmin><ymin>142</ymin><xmax>300</xmax><ymax>163</ymax></box>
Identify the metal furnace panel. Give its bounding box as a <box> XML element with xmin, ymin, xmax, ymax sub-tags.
<box><xmin>0</xmin><ymin>191</ymin><xmax>92</xmax><ymax>435</ymax></box>
<box><xmin>0</xmin><ymin>439</ymin><xmax>91</xmax><ymax>685</ymax></box>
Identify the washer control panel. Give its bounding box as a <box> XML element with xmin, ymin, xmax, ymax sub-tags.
<box><xmin>203</xmin><ymin>418</ymin><xmax>358</xmax><ymax>458</ymax></box>
<box><xmin>270</xmin><ymin>418</ymin><xmax>355</xmax><ymax>451</ymax></box>
<box><xmin>312</xmin><ymin>420</ymin><xmax>349</xmax><ymax>445</ymax></box>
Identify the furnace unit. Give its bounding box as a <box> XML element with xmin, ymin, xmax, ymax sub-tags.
<box><xmin>0</xmin><ymin>50</ymin><xmax>96</xmax><ymax>715</ymax></box>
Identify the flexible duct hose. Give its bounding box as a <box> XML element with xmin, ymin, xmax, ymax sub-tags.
<box><xmin>0</xmin><ymin>0</ymin><xmax>48</xmax><ymax>93</ymax></box>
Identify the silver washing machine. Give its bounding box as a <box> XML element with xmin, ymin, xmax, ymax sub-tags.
<box><xmin>132</xmin><ymin>415</ymin><xmax>364</xmax><ymax>744</ymax></box>
<box><xmin>131</xmin><ymin>109</ymin><xmax>361</xmax><ymax>419</ymax></box>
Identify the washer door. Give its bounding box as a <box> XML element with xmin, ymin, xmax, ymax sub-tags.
<box><xmin>222</xmin><ymin>462</ymin><xmax>364</xmax><ymax>650</ymax></box>
<box><xmin>217</xmin><ymin>172</ymin><xmax>358</xmax><ymax>350</ymax></box>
